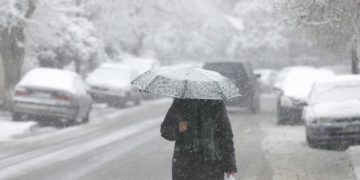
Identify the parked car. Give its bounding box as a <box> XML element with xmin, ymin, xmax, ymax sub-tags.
<box><xmin>304</xmin><ymin>75</ymin><xmax>360</xmax><ymax>148</ymax></box>
<box><xmin>203</xmin><ymin>61</ymin><xmax>260</xmax><ymax>113</ymax></box>
<box><xmin>11</xmin><ymin>68</ymin><xmax>92</xmax><ymax>125</ymax></box>
<box><xmin>86</xmin><ymin>64</ymin><xmax>141</xmax><ymax>107</ymax></box>
<box><xmin>119</xmin><ymin>57</ymin><xmax>160</xmax><ymax>100</ymax></box>
<box><xmin>274</xmin><ymin>67</ymin><xmax>334</xmax><ymax>125</ymax></box>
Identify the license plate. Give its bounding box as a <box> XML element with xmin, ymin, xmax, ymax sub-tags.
<box><xmin>342</xmin><ymin>125</ymin><xmax>360</xmax><ymax>133</ymax></box>
<box><xmin>32</xmin><ymin>92</ymin><xmax>51</xmax><ymax>98</ymax></box>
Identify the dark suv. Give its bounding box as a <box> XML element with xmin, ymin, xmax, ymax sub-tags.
<box><xmin>203</xmin><ymin>61</ymin><xmax>260</xmax><ymax>113</ymax></box>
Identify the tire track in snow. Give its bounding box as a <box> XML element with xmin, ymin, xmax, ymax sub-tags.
<box><xmin>0</xmin><ymin>117</ymin><xmax>163</xmax><ymax>179</ymax></box>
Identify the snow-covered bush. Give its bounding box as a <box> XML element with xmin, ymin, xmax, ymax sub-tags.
<box><xmin>26</xmin><ymin>0</ymin><xmax>106</xmax><ymax>76</ymax></box>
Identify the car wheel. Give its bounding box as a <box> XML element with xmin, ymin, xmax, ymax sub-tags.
<box><xmin>277</xmin><ymin>107</ymin><xmax>287</xmax><ymax>125</ymax></box>
<box><xmin>134</xmin><ymin>96</ymin><xmax>141</xmax><ymax>106</ymax></box>
<box><xmin>12</xmin><ymin>113</ymin><xmax>23</xmax><ymax>121</ymax></box>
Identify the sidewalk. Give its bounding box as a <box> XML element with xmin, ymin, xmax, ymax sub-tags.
<box><xmin>0</xmin><ymin>111</ymin><xmax>36</xmax><ymax>141</ymax></box>
<box><xmin>349</xmin><ymin>146</ymin><xmax>360</xmax><ymax>180</ymax></box>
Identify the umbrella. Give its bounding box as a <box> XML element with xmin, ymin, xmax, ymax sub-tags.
<box><xmin>131</xmin><ymin>66</ymin><xmax>241</xmax><ymax>100</ymax></box>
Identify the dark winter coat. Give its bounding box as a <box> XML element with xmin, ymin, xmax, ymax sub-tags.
<box><xmin>161</xmin><ymin>100</ymin><xmax>237</xmax><ymax>180</ymax></box>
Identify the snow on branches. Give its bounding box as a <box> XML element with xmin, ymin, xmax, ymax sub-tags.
<box><xmin>0</xmin><ymin>0</ymin><xmax>36</xmax><ymax>29</ymax></box>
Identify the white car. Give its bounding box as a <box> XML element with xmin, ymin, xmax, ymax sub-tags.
<box><xmin>304</xmin><ymin>75</ymin><xmax>360</xmax><ymax>148</ymax></box>
<box><xmin>275</xmin><ymin>67</ymin><xmax>334</xmax><ymax>125</ymax></box>
<box><xmin>86</xmin><ymin>64</ymin><xmax>141</xmax><ymax>107</ymax></box>
<box><xmin>119</xmin><ymin>57</ymin><xmax>160</xmax><ymax>74</ymax></box>
<box><xmin>119</xmin><ymin>57</ymin><xmax>161</xmax><ymax>100</ymax></box>
<box><xmin>11</xmin><ymin>68</ymin><xmax>92</xmax><ymax>125</ymax></box>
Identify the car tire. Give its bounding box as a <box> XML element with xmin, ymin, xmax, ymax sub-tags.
<box><xmin>306</xmin><ymin>134</ymin><xmax>319</xmax><ymax>148</ymax></box>
<box><xmin>12</xmin><ymin>113</ymin><xmax>23</xmax><ymax>121</ymax></box>
<box><xmin>277</xmin><ymin>107</ymin><xmax>287</xmax><ymax>125</ymax></box>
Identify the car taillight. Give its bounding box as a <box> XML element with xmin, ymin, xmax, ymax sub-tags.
<box><xmin>52</xmin><ymin>93</ymin><xmax>72</xmax><ymax>101</ymax></box>
<box><xmin>15</xmin><ymin>90</ymin><xmax>29</xmax><ymax>96</ymax></box>
<box><xmin>54</xmin><ymin>95</ymin><xmax>72</xmax><ymax>101</ymax></box>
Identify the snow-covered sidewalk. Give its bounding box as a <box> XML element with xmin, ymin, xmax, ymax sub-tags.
<box><xmin>261</xmin><ymin>124</ymin><xmax>355</xmax><ymax>180</ymax></box>
<box><xmin>349</xmin><ymin>146</ymin><xmax>360</xmax><ymax>180</ymax></box>
<box><xmin>0</xmin><ymin>112</ymin><xmax>36</xmax><ymax>141</ymax></box>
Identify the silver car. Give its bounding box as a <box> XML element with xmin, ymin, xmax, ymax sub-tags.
<box><xmin>85</xmin><ymin>64</ymin><xmax>141</xmax><ymax>108</ymax></box>
<box><xmin>304</xmin><ymin>75</ymin><xmax>360</xmax><ymax>148</ymax></box>
<box><xmin>11</xmin><ymin>68</ymin><xmax>92</xmax><ymax>125</ymax></box>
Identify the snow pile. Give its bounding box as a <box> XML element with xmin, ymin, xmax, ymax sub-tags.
<box><xmin>0</xmin><ymin>117</ymin><xmax>35</xmax><ymax>141</ymax></box>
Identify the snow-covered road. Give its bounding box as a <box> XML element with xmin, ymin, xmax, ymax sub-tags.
<box><xmin>0</xmin><ymin>96</ymin><xmax>357</xmax><ymax>180</ymax></box>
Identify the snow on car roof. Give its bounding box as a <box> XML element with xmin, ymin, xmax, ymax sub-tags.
<box><xmin>280</xmin><ymin>68</ymin><xmax>334</xmax><ymax>99</ymax></box>
<box><xmin>18</xmin><ymin>68</ymin><xmax>79</xmax><ymax>93</ymax></box>
<box><xmin>309</xmin><ymin>75</ymin><xmax>360</xmax><ymax>105</ymax></box>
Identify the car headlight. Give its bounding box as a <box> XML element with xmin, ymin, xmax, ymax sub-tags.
<box><xmin>306</xmin><ymin>118</ymin><xmax>334</xmax><ymax>125</ymax></box>
<box><xmin>306</xmin><ymin>119</ymin><xmax>319</xmax><ymax>125</ymax></box>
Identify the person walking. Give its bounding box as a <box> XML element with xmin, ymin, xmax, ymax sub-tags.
<box><xmin>161</xmin><ymin>98</ymin><xmax>237</xmax><ymax>180</ymax></box>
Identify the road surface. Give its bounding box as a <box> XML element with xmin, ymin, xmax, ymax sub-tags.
<box><xmin>0</xmin><ymin>96</ymin><xmax>355</xmax><ymax>180</ymax></box>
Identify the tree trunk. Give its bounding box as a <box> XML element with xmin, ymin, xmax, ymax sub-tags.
<box><xmin>0</xmin><ymin>27</ymin><xmax>26</xmax><ymax>109</ymax></box>
<box><xmin>0</xmin><ymin>0</ymin><xmax>37</xmax><ymax>110</ymax></box>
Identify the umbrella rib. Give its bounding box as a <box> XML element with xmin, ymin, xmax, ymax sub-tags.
<box><xmin>143</xmin><ymin>75</ymin><xmax>162</xmax><ymax>92</ymax></box>
<box><xmin>181</xmin><ymin>80</ymin><xmax>189</xmax><ymax>98</ymax></box>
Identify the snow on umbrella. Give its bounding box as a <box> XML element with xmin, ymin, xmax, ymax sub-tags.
<box><xmin>131</xmin><ymin>66</ymin><xmax>241</xmax><ymax>100</ymax></box>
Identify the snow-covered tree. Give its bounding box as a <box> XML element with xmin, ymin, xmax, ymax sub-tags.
<box><xmin>279</xmin><ymin>0</ymin><xmax>359</xmax><ymax>70</ymax></box>
<box><xmin>27</xmin><ymin>0</ymin><xmax>106</xmax><ymax>76</ymax></box>
<box><xmin>85</xmin><ymin>0</ymin><xmax>239</xmax><ymax>63</ymax></box>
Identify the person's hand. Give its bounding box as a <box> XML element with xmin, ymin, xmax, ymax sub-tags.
<box><xmin>225</xmin><ymin>171</ymin><xmax>236</xmax><ymax>177</ymax></box>
<box><xmin>179</xmin><ymin>121</ymin><xmax>188</xmax><ymax>133</ymax></box>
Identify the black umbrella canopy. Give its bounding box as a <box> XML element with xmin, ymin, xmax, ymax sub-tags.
<box><xmin>131</xmin><ymin>66</ymin><xmax>241</xmax><ymax>100</ymax></box>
